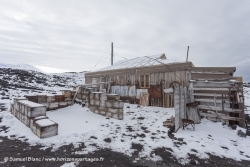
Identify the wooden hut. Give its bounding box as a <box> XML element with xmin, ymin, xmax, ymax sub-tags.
<box><xmin>85</xmin><ymin>54</ymin><xmax>245</xmax><ymax>127</ymax></box>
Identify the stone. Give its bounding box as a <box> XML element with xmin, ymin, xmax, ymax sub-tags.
<box><xmin>237</xmin><ymin>130</ymin><xmax>246</xmax><ymax>138</ymax></box>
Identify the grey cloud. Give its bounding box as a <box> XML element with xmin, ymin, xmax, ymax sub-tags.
<box><xmin>0</xmin><ymin>0</ymin><xmax>249</xmax><ymax>80</ymax></box>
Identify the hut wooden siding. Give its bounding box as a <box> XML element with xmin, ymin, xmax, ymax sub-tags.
<box><xmin>85</xmin><ymin>62</ymin><xmax>193</xmax><ymax>108</ymax></box>
<box><xmin>85</xmin><ymin>63</ymin><xmax>240</xmax><ymax>110</ymax></box>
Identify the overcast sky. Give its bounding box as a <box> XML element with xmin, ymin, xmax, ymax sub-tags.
<box><xmin>0</xmin><ymin>0</ymin><xmax>249</xmax><ymax>81</ymax></box>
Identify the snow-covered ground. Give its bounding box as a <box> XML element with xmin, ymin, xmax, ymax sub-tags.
<box><xmin>0</xmin><ymin>102</ymin><xmax>249</xmax><ymax>165</ymax></box>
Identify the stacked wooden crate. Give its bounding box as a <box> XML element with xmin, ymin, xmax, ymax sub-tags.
<box><xmin>11</xmin><ymin>97</ymin><xmax>58</xmax><ymax>139</ymax></box>
<box><xmin>61</xmin><ymin>90</ymin><xmax>73</xmax><ymax>106</ymax></box>
<box><xmin>33</xmin><ymin>118</ymin><xmax>58</xmax><ymax>139</ymax></box>
<box><xmin>13</xmin><ymin>97</ymin><xmax>28</xmax><ymax>117</ymax></box>
<box><xmin>17</xmin><ymin>100</ymin><xmax>46</xmax><ymax>127</ymax></box>
<box><xmin>88</xmin><ymin>92</ymin><xmax>124</xmax><ymax>120</ymax></box>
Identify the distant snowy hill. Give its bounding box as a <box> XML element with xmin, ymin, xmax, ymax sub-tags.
<box><xmin>0</xmin><ymin>63</ymin><xmax>43</xmax><ymax>72</ymax></box>
<box><xmin>0</xmin><ymin>68</ymin><xmax>84</xmax><ymax>97</ymax></box>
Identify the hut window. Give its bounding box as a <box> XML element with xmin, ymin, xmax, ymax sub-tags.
<box><xmin>101</xmin><ymin>77</ymin><xmax>107</xmax><ymax>82</ymax></box>
<box><xmin>140</xmin><ymin>74</ymin><xmax>150</xmax><ymax>88</ymax></box>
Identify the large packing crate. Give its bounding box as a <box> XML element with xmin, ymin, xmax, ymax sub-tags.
<box><xmin>30</xmin><ymin>116</ymin><xmax>48</xmax><ymax>131</ymax></box>
<box><xmin>14</xmin><ymin>97</ymin><xmax>27</xmax><ymax>110</ymax></box>
<box><xmin>59</xmin><ymin>101</ymin><xmax>68</xmax><ymax>108</ymax></box>
<box><xmin>18</xmin><ymin>100</ymin><xmax>46</xmax><ymax>118</ymax></box>
<box><xmin>55</xmin><ymin>95</ymin><xmax>64</xmax><ymax>102</ymax></box>
<box><xmin>34</xmin><ymin>119</ymin><xmax>58</xmax><ymax>139</ymax></box>
<box><xmin>37</xmin><ymin>95</ymin><xmax>47</xmax><ymax>103</ymax></box>
<box><xmin>24</xmin><ymin>95</ymin><xmax>38</xmax><ymax>103</ymax></box>
<box><xmin>48</xmin><ymin>102</ymin><xmax>59</xmax><ymax>110</ymax></box>
<box><xmin>62</xmin><ymin>90</ymin><xmax>72</xmax><ymax>98</ymax></box>
<box><xmin>47</xmin><ymin>95</ymin><xmax>55</xmax><ymax>102</ymax></box>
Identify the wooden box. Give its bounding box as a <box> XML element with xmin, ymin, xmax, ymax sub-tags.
<box><xmin>30</xmin><ymin>116</ymin><xmax>48</xmax><ymax>130</ymax></box>
<box><xmin>24</xmin><ymin>95</ymin><xmax>38</xmax><ymax>103</ymax></box>
<box><xmin>55</xmin><ymin>95</ymin><xmax>65</xmax><ymax>102</ymax></box>
<box><xmin>64</xmin><ymin>97</ymin><xmax>72</xmax><ymax>102</ymax></box>
<box><xmin>106</xmin><ymin>94</ymin><xmax>120</xmax><ymax>101</ymax></box>
<box><xmin>59</xmin><ymin>101</ymin><xmax>68</xmax><ymax>108</ymax></box>
<box><xmin>34</xmin><ymin>119</ymin><xmax>58</xmax><ymax>138</ymax></box>
<box><xmin>18</xmin><ymin>100</ymin><xmax>46</xmax><ymax>118</ymax></box>
<box><xmin>62</xmin><ymin>90</ymin><xmax>72</xmax><ymax>98</ymax></box>
<box><xmin>47</xmin><ymin>95</ymin><xmax>55</xmax><ymax>103</ymax></box>
<box><xmin>48</xmin><ymin>102</ymin><xmax>58</xmax><ymax>110</ymax></box>
<box><xmin>38</xmin><ymin>95</ymin><xmax>47</xmax><ymax>103</ymax></box>
<box><xmin>14</xmin><ymin>97</ymin><xmax>27</xmax><ymax>110</ymax></box>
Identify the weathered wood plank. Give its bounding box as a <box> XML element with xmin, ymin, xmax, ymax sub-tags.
<box><xmin>190</xmin><ymin>88</ymin><xmax>229</xmax><ymax>91</ymax></box>
<box><xmin>200</xmin><ymin>112</ymin><xmax>242</xmax><ymax>121</ymax></box>
<box><xmin>198</xmin><ymin>105</ymin><xmax>242</xmax><ymax>113</ymax></box>
<box><xmin>192</xmin><ymin>81</ymin><xmax>233</xmax><ymax>88</ymax></box>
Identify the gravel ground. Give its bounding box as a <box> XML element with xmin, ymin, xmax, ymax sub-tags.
<box><xmin>1</xmin><ymin>125</ymin><xmax>250</xmax><ymax>167</ymax></box>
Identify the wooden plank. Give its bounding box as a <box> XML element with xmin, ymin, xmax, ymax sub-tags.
<box><xmin>190</xmin><ymin>71</ymin><xmax>230</xmax><ymax>74</ymax></box>
<box><xmin>192</xmin><ymin>77</ymin><xmax>238</xmax><ymax>81</ymax></box>
<box><xmin>193</xmin><ymin>93</ymin><xmax>228</xmax><ymax>97</ymax></box>
<box><xmin>190</xmin><ymin>88</ymin><xmax>229</xmax><ymax>91</ymax></box>
<box><xmin>200</xmin><ymin>112</ymin><xmax>242</xmax><ymax>121</ymax></box>
<box><xmin>198</xmin><ymin>105</ymin><xmax>242</xmax><ymax>113</ymax></box>
<box><xmin>199</xmin><ymin>101</ymin><xmax>230</xmax><ymax>108</ymax></box>
<box><xmin>192</xmin><ymin>81</ymin><xmax>233</xmax><ymax>88</ymax></box>
<box><xmin>194</xmin><ymin>98</ymin><xmax>231</xmax><ymax>103</ymax></box>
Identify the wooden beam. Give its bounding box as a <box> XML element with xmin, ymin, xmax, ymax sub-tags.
<box><xmin>192</xmin><ymin>77</ymin><xmax>239</xmax><ymax>81</ymax></box>
<box><xmin>200</xmin><ymin>112</ymin><xmax>242</xmax><ymax>121</ymax></box>
<box><xmin>195</xmin><ymin>98</ymin><xmax>231</xmax><ymax>103</ymax></box>
<box><xmin>198</xmin><ymin>105</ymin><xmax>242</xmax><ymax>113</ymax></box>
<box><xmin>192</xmin><ymin>81</ymin><xmax>233</xmax><ymax>88</ymax></box>
<box><xmin>190</xmin><ymin>88</ymin><xmax>230</xmax><ymax>91</ymax></box>
<box><xmin>193</xmin><ymin>93</ymin><xmax>228</xmax><ymax>97</ymax></box>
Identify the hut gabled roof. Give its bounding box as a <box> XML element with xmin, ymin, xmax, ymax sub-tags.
<box><xmin>93</xmin><ymin>53</ymin><xmax>184</xmax><ymax>72</ymax></box>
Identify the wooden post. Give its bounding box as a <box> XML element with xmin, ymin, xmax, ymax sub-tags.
<box><xmin>186</xmin><ymin>46</ymin><xmax>189</xmax><ymax>62</ymax></box>
<box><xmin>162</xmin><ymin>80</ymin><xmax>165</xmax><ymax>107</ymax></box>
<box><xmin>111</xmin><ymin>42</ymin><xmax>113</xmax><ymax>65</ymax></box>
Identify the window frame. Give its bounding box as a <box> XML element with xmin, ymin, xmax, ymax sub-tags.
<box><xmin>139</xmin><ymin>74</ymin><xmax>150</xmax><ymax>88</ymax></box>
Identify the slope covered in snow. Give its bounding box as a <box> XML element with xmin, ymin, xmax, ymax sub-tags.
<box><xmin>0</xmin><ymin>68</ymin><xmax>84</xmax><ymax>98</ymax></box>
<box><xmin>0</xmin><ymin>63</ymin><xmax>43</xmax><ymax>72</ymax></box>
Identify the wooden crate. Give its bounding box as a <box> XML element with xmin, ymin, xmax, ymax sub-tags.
<box><xmin>20</xmin><ymin>113</ymin><xmax>25</xmax><ymax>123</ymax></box>
<box><xmin>59</xmin><ymin>101</ymin><xmax>68</xmax><ymax>108</ymax></box>
<box><xmin>14</xmin><ymin>97</ymin><xmax>27</xmax><ymax>110</ymax></box>
<box><xmin>18</xmin><ymin>100</ymin><xmax>46</xmax><ymax>118</ymax></box>
<box><xmin>24</xmin><ymin>115</ymin><xmax>31</xmax><ymax>127</ymax></box>
<box><xmin>62</xmin><ymin>90</ymin><xmax>72</xmax><ymax>98</ymax></box>
<box><xmin>34</xmin><ymin>119</ymin><xmax>58</xmax><ymax>138</ymax></box>
<box><xmin>47</xmin><ymin>95</ymin><xmax>55</xmax><ymax>102</ymax></box>
<box><xmin>40</xmin><ymin>103</ymin><xmax>49</xmax><ymax>110</ymax></box>
<box><xmin>55</xmin><ymin>95</ymin><xmax>65</xmax><ymax>102</ymax></box>
<box><xmin>30</xmin><ymin>116</ymin><xmax>48</xmax><ymax>130</ymax></box>
<box><xmin>48</xmin><ymin>102</ymin><xmax>59</xmax><ymax>110</ymax></box>
<box><xmin>38</xmin><ymin>95</ymin><xmax>47</xmax><ymax>103</ymax></box>
<box><xmin>24</xmin><ymin>95</ymin><xmax>38</xmax><ymax>103</ymax></box>
<box><xmin>64</xmin><ymin>97</ymin><xmax>72</xmax><ymax>102</ymax></box>
<box><xmin>106</xmin><ymin>94</ymin><xmax>120</xmax><ymax>100</ymax></box>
